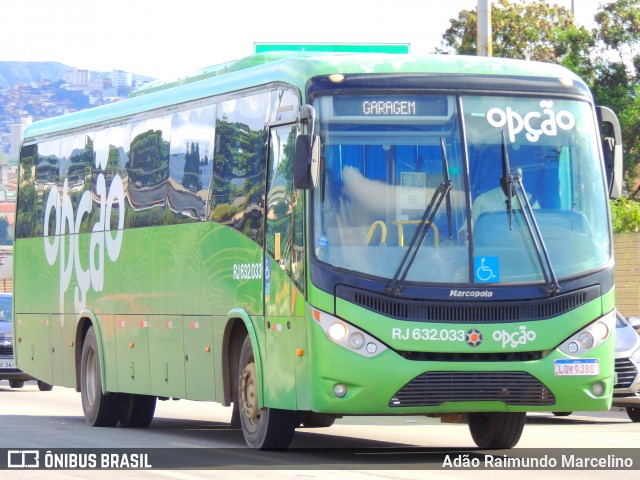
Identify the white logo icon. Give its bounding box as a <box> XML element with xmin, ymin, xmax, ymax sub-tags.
<box><xmin>43</xmin><ymin>153</ymin><xmax>125</xmax><ymax>313</ymax></box>
<box><xmin>8</xmin><ymin>450</ymin><xmax>40</xmax><ymax>468</ymax></box>
<box><xmin>486</xmin><ymin>100</ymin><xmax>576</xmax><ymax>143</ymax></box>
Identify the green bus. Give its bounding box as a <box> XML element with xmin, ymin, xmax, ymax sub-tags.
<box><xmin>14</xmin><ymin>50</ymin><xmax>623</xmax><ymax>449</ymax></box>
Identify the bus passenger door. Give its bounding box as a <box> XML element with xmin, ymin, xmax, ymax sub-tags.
<box><xmin>263</xmin><ymin>125</ymin><xmax>308</xmax><ymax>410</ymax></box>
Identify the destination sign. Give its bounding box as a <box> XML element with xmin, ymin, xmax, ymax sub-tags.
<box><xmin>332</xmin><ymin>95</ymin><xmax>448</xmax><ymax>117</ymax></box>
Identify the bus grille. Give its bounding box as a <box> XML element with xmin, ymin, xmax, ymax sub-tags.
<box><xmin>338</xmin><ymin>285</ymin><xmax>599</xmax><ymax>323</ymax></box>
<box><xmin>614</xmin><ymin>358</ymin><xmax>638</xmax><ymax>389</ymax></box>
<box><xmin>390</xmin><ymin>371</ymin><xmax>555</xmax><ymax>407</ymax></box>
<box><xmin>397</xmin><ymin>350</ymin><xmax>543</xmax><ymax>362</ymax></box>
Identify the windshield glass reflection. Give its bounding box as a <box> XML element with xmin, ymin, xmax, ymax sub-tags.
<box><xmin>312</xmin><ymin>93</ymin><xmax>610</xmax><ymax>286</ymax></box>
<box><xmin>465</xmin><ymin>96</ymin><xmax>609</xmax><ymax>284</ymax></box>
<box><xmin>313</xmin><ymin>94</ymin><xmax>469</xmax><ymax>283</ymax></box>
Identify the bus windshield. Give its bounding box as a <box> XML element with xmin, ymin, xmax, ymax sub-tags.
<box><xmin>312</xmin><ymin>93</ymin><xmax>610</xmax><ymax>286</ymax></box>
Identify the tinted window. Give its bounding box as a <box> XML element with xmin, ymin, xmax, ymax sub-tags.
<box><xmin>16</xmin><ymin>144</ymin><xmax>37</xmax><ymax>238</ymax></box>
<box><xmin>266</xmin><ymin>126</ymin><xmax>294</xmax><ymax>270</ymax></box>
<box><xmin>93</xmin><ymin>125</ymin><xmax>129</xmax><ymax>232</ymax></box>
<box><xmin>272</xmin><ymin>88</ymin><xmax>300</xmax><ymax>123</ymax></box>
<box><xmin>168</xmin><ymin>105</ymin><xmax>215</xmax><ymax>222</ymax></box>
<box><xmin>35</xmin><ymin>139</ymin><xmax>61</xmax><ymax>237</ymax></box>
<box><xmin>126</xmin><ymin>116</ymin><xmax>171</xmax><ymax>228</ymax></box>
<box><xmin>211</xmin><ymin>93</ymin><xmax>269</xmax><ymax>243</ymax></box>
<box><xmin>266</xmin><ymin>124</ymin><xmax>304</xmax><ymax>292</ymax></box>
<box><xmin>60</xmin><ymin>134</ymin><xmax>94</xmax><ymax>234</ymax></box>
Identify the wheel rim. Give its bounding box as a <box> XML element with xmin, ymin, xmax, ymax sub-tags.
<box><xmin>240</xmin><ymin>361</ymin><xmax>260</xmax><ymax>428</ymax></box>
<box><xmin>85</xmin><ymin>347</ymin><xmax>98</xmax><ymax>407</ymax></box>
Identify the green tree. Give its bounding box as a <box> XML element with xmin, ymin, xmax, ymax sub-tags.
<box><xmin>611</xmin><ymin>196</ymin><xmax>640</xmax><ymax>232</ymax></box>
<box><xmin>438</xmin><ymin>0</ymin><xmax>594</xmax><ymax>80</ymax></box>
<box><xmin>591</xmin><ymin>0</ymin><xmax>640</xmax><ymax>194</ymax></box>
<box><xmin>439</xmin><ymin>0</ymin><xmax>640</xmax><ymax>195</ymax></box>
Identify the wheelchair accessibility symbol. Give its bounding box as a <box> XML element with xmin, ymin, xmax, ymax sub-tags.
<box><xmin>474</xmin><ymin>256</ymin><xmax>500</xmax><ymax>283</ymax></box>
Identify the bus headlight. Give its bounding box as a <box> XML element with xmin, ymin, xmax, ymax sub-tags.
<box><xmin>313</xmin><ymin>308</ymin><xmax>387</xmax><ymax>357</ymax></box>
<box><xmin>329</xmin><ymin>322</ymin><xmax>348</xmax><ymax>341</ymax></box>
<box><xmin>558</xmin><ymin>310</ymin><xmax>615</xmax><ymax>357</ymax></box>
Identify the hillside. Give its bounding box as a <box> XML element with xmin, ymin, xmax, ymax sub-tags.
<box><xmin>0</xmin><ymin>61</ymin><xmax>72</xmax><ymax>88</ymax></box>
<box><xmin>0</xmin><ymin>62</ymin><xmax>154</xmax><ymax>160</ymax></box>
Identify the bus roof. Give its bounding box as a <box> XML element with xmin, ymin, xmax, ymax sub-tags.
<box><xmin>21</xmin><ymin>52</ymin><xmax>588</xmax><ymax>141</ymax></box>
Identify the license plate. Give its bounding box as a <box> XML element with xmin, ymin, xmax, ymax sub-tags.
<box><xmin>0</xmin><ymin>360</ymin><xmax>15</xmax><ymax>369</ymax></box>
<box><xmin>554</xmin><ymin>358</ymin><xmax>600</xmax><ymax>376</ymax></box>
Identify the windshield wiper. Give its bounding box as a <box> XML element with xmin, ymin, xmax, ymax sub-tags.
<box><xmin>386</xmin><ymin>138</ymin><xmax>452</xmax><ymax>296</ymax></box>
<box><xmin>500</xmin><ymin>132</ymin><xmax>560</xmax><ymax>296</ymax></box>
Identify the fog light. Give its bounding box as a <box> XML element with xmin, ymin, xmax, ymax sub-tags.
<box><xmin>348</xmin><ymin>332</ymin><xmax>365</xmax><ymax>349</ymax></box>
<box><xmin>591</xmin><ymin>381</ymin><xmax>605</xmax><ymax>396</ymax></box>
<box><xmin>366</xmin><ymin>342</ymin><xmax>377</xmax><ymax>354</ymax></box>
<box><xmin>333</xmin><ymin>384</ymin><xmax>347</xmax><ymax>398</ymax></box>
<box><xmin>568</xmin><ymin>342</ymin><xmax>579</xmax><ymax>354</ymax></box>
<box><xmin>329</xmin><ymin>322</ymin><xmax>348</xmax><ymax>341</ymax></box>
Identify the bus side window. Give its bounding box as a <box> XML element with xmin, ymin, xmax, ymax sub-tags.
<box><xmin>266</xmin><ymin>126</ymin><xmax>292</xmax><ymax>270</ymax></box>
<box><xmin>126</xmin><ymin>116</ymin><xmax>171</xmax><ymax>228</ymax></box>
<box><xmin>34</xmin><ymin>139</ymin><xmax>61</xmax><ymax>238</ymax></box>
<box><xmin>167</xmin><ymin>105</ymin><xmax>216</xmax><ymax>223</ymax></box>
<box><xmin>93</xmin><ymin>124</ymin><xmax>130</xmax><ymax>232</ymax></box>
<box><xmin>16</xmin><ymin>144</ymin><xmax>38</xmax><ymax>239</ymax></box>
<box><xmin>60</xmin><ymin>133</ymin><xmax>94</xmax><ymax>234</ymax></box>
<box><xmin>210</xmin><ymin>93</ymin><xmax>270</xmax><ymax>244</ymax></box>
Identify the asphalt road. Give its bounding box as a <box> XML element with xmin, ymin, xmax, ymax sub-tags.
<box><xmin>0</xmin><ymin>380</ymin><xmax>638</xmax><ymax>479</ymax></box>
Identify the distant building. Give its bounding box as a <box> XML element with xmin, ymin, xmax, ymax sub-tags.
<box><xmin>110</xmin><ymin>70</ymin><xmax>133</xmax><ymax>88</ymax></box>
<box><xmin>0</xmin><ymin>203</ymin><xmax>15</xmax><ymax>227</ymax></box>
<box><xmin>64</xmin><ymin>68</ymin><xmax>92</xmax><ymax>86</ymax></box>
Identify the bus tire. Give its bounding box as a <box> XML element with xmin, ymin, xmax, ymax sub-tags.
<box><xmin>80</xmin><ymin>326</ymin><xmax>121</xmax><ymax>427</ymax></box>
<box><xmin>468</xmin><ymin>412</ymin><xmax>526</xmax><ymax>449</ymax></box>
<box><xmin>627</xmin><ymin>407</ymin><xmax>640</xmax><ymax>423</ymax></box>
<box><xmin>119</xmin><ymin>394</ymin><xmax>157</xmax><ymax>428</ymax></box>
<box><xmin>9</xmin><ymin>379</ymin><xmax>24</xmax><ymax>388</ymax></box>
<box><xmin>237</xmin><ymin>336</ymin><xmax>298</xmax><ymax>449</ymax></box>
<box><xmin>301</xmin><ymin>412</ymin><xmax>336</xmax><ymax>428</ymax></box>
<box><xmin>37</xmin><ymin>380</ymin><xmax>53</xmax><ymax>391</ymax></box>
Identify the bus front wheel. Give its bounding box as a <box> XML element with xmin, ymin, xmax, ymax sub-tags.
<box><xmin>627</xmin><ymin>407</ymin><xmax>640</xmax><ymax>423</ymax></box>
<box><xmin>80</xmin><ymin>326</ymin><xmax>122</xmax><ymax>427</ymax></box>
<box><xmin>468</xmin><ymin>412</ymin><xmax>526</xmax><ymax>449</ymax></box>
<box><xmin>237</xmin><ymin>336</ymin><xmax>298</xmax><ymax>449</ymax></box>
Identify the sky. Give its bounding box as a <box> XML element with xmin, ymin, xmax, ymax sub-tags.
<box><xmin>1</xmin><ymin>0</ymin><xmax>603</xmax><ymax>81</ymax></box>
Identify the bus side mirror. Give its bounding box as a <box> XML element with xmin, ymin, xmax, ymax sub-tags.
<box><xmin>596</xmin><ymin>105</ymin><xmax>623</xmax><ymax>199</ymax></box>
<box><xmin>293</xmin><ymin>134</ymin><xmax>320</xmax><ymax>190</ymax></box>
<box><xmin>294</xmin><ymin>105</ymin><xmax>320</xmax><ymax>190</ymax></box>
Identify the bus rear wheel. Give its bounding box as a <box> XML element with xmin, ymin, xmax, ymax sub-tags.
<box><xmin>468</xmin><ymin>412</ymin><xmax>526</xmax><ymax>449</ymax></box>
<box><xmin>80</xmin><ymin>326</ymin><xmax>122</xmax><ymax>427</ymax></box>
<box><xmin>119</xmin><ymin>394</ymin><xmax>157</xmax><ymax>427</ymax></box>
<box><xmin>237</xmin><ymin>336</ymin><xmax>298</xmax><ymax>449</ymax></box>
